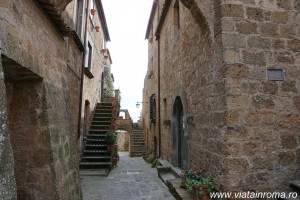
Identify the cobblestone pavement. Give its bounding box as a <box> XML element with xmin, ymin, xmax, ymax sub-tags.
<box><xmin>80</xmin><ymin>152</ymin><xmax>175</xmax><ymax>200</ymax></box>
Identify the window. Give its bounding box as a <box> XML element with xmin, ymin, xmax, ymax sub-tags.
<box><xmin>73</xmin><ymin>0</ymin><xmax>86</xmax><ymax>40</ymax></box>
<box><xmin>173</xmin><ymin>0</ymin><xmax>180</xmax><ymax>30</ymax></box>
<box><xmin>149</xmin><ymin>94</ymin><xmax>156</xmax><ymax>123</ymax></box>
<box><xmin>84</xmin><ymin>40</ymin><xmax>94</xmax><ymax>78</ymax></box>
<box><xmin>87</xmin><ymin>42</ymin><xmax>92</xmax><ymax>70</ymax></box>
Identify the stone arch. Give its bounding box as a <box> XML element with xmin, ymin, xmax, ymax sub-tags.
<box><xmin>179</xmin><ymin>0</ymin><xmax>210</xmax><ymax>36</ymax></box>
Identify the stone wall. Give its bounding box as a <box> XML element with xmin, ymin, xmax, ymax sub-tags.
<box><xmin>0</xmin><ymin>0</ymin><xmax>82</xmax><ymax>199</ymax></box>
<box><xmin>220</xmin><ymin>0</ymin><xmax>300</xmax><ymax>191</ymax></box>
<box><xmin>143</xmin><ymin>0</ymin><xmax>300</xmax><ymax>193</ymax></box>
<box><xmin>158</xmin><ymin>0</ymin><xmax>226</xmax><ymax>180</ymax></box>
<box><xmin>143</xmin><ymin>1</ymin><xmax>161</xmax><ymax>157</ymax></box>
<box><xmin>0</xmin><ymin>52</ymin><xmax>16</xmax><ymax>200</ymax></box>
<box><xmin>81</xmin><ymin>3</ymin><xmax>109</xmax><ymax>137</ymax></box>
<box><xmin>117</xmin><ymin>131</ymin><xmax>130</xmax><ymax>151</ymax></box>
<box><xmin>144</xmin><ymin>0</ymin><xmax>226</xmax><ymax>178</ymax></box>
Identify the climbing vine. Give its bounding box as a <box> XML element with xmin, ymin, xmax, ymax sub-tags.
<box><xmin>104</xmin><ymin>66</ymin><xmax>114</xmax><ymax>97</ymax></box>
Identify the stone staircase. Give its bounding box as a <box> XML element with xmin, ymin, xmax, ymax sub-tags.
<box><xmin>80</xmin><ymin>102</ymin><xmax>113</xmax><ymax>174</ymax></box>
<box><xmin>130</xmin><ymin>129</ymin><xmax>146</xmax><ymax>157</ymax></box>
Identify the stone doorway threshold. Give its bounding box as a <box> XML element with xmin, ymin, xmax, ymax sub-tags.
<box><xmin>157</xmin><ymin>159</ymin><xmax>192</xmax><ymax>200</ymax></box>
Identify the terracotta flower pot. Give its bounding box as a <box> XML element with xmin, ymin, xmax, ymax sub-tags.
<box><xmin>179</xmin><ymin>170</ymin><xmax>187</xmax><ymax>189</ymax></box>
<box><xmin>90</xmin><ymin>8</ymin><xmax>96</xmax><ymax>15</ymax></box>
<box><xmin>107</xmin><ymin>144</ymin><xmax>113</xmax><ymax>152</ymax></box>
<box><xmin>193</xmin><ymin>185</ymin><xmax>211</xmax><ymax>200</ymax></box>
<box><xmin>95</xmin><ymin>26</ymin><xmax>100</xmax><ymax>32</ymax></box>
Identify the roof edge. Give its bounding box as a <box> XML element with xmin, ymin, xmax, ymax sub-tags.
<box><xmin>145</xmin><ymin>0</ymin><xmax>158</xmax><ymax>40</ymax></box>
<box><xmin>96</xmin><ymin>0</ymin><xmax>111</xmax><ymax>42</ymax></box>
<box><xmin>155</xmin><ymin>0</ymin><xmax>171</xmax><ymax>39</ymax></box>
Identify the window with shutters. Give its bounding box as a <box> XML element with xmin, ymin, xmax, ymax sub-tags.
<box><xmin>74</xmin><ymin>0</ymin><xmax>86</xmax><ymax>40</ymax></box>
<box><xmin>149</xmin><ymin>94</ymin><xmax>156</xmax><ymax>123</ymax></box>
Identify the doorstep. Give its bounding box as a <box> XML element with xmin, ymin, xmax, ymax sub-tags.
<box><xmin>157</xmin><ymin>159</ymin><xmax>192</xmax><ymax>200</ymax></box>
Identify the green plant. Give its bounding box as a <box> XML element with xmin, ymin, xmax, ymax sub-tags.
<box><xmin>105</xmin><ymin>130</ymin><xmax>117</xmax><ymax>144</ymax></box>
<box><xmin>185</xmin><ymin>171</ymin><xmax>214</xmax><ymax>196</ymax></box>
<box><xmin>185</xmin><ymin>170</ymin><xmax>202</xmax><ymax>181</ymax></box>
<box><xmin>143</xmin><ymin>153</ymin><xmax>155</xmax><ymax>164</ymax></box>
<box><xmin>151</xmin><ymin>159</ymin><xmax>159</xmax><ymax>168</ymax></box>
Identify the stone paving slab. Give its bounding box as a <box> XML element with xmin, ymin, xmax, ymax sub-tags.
<box><xmin>80</xmin><ymin>152</ymin><xmax>175</xmax><ymax>200</ymax></box>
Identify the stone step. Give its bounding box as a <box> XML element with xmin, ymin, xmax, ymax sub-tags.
<box><xmin>91</xmin><ymin>121</ymin><xmax>111</xmax><ymax>125</ymax></box>
<box><xmin>89</xmin><ymin>129</ymin><xmax>108</xmax><ymax>133</ymax></box>
<box><xmin>80</xmin><ymin>162</ymin><xmax>111</xmax><ymax>165</ymax></box>
<box><xmin>131</xmin><ymin>145</ymin><xmax>146</xmax><ymax>147</ymax></box>
<box><xmin>82</xmin><ymin>156</ymin><xmax>111</xmax><ymax>159</ymax></box>
<box><xmin>86</xmin><ymin>134</ymin><xmax>106</xmax><ymax>138</ymax></box>
<box><xmin>85</xmin><ymin>144</ymin><xmax>107</xmax><ymax>147</ymax></box>
<box><xmin>84</xmin><ymin>150</ymin><xmax>109</xmax><ymax>153</ymax></box>
<box><xmin>131</xmin><ymin>142</ymin><xmax>145</xmax><ymax>145</ymax></box>
<box><xmin>94</xmin><ymin>113</ymin><xmax>112</xmax><ymax>118</ymax></box>
<box><xmin>131</xmin><ymin>136</ymin><xmax>145</xmax><ymax>139</ymax></box>
<box><xmin>166</xmin><ymin>178</ymin><xmax>193</xmax><ymax>200</ymax></box>
<box><xmin>81</xmin><ymin>156</ymin><xmax>112</xmax><ymax>163</ymax></box>
<box><xmin>90</xmin><ymin>125</ymin><xmax>110</xmax><ymax>130</ymax></box>
<box><xmin>93</xmin><ymin>116</ymin><xmax>111</xmax><ymax>121</ymax></box>
<box><xmin>94</xmin><ymin>110</ymin><xmax>112</xmax><ymax>114</ymax></box>
<box><xmin>97</xmin><ymin>103</ymin><xmax>112</xmax><ymax>106</ymax></box>
<box><xmin>86</xmin><ymin>138</ymin><xmax>106</xmax><ymax>142</ymax></box>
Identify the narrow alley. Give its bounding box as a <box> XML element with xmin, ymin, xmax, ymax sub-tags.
<box><xmin>80</xmin><ymin>152</ymin><xmax>175</xmax><ymax>200</ymax></box>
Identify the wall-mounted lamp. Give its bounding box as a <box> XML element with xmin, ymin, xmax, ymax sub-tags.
<box><xmin>136</xmin><ymin>101</ymin><xmax>148</xmax><ymax>108</ymax></box>
<box><xmin>148</xmin><ymin>71</ymin><xmax>154</xmax><ymax>79</ymax></box>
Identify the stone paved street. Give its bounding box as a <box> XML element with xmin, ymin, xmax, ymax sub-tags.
<box><xmin>80</xmin><ymin>152</ymin><xmax>175</xmax><ymax>200</ymax></box>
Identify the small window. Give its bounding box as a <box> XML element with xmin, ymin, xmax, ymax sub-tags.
<box><xmin>173</xmin><ymin>0</ymin><xmax>180</xmax><ymax>30</ymax></box>
<box><xmin>149</xmin><ymin>94</ymin><xmax>156</xmax><ymax>123</ymax></box>
<box><xmin>87</xmin><ymin>42</ymin><xmax>93</xmax><ymax>70</ymax></box>
<box><xmin>75</xmin><ymin>0</ymin><xmax>85</xmax><ymax>39</ymax></box>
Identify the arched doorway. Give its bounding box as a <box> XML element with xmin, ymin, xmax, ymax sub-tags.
<box><xmin>83</xmin><ymin>100</ymin><xmax>90</xmax><ymax>137</ymax></box>
<box><xmin>172</xmin><ymin>96</ymin><xmax>186</xmax><ymax>169</ymax></box>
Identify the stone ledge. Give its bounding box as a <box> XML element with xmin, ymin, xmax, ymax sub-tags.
<box><xmin>167</xmin><ymin>178</ymin><xmax>193</xmax><ymax>200</ymax></box>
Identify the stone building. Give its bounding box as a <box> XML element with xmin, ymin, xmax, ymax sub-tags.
<box><xmin>0</xmin><ymin>0</ymin><xmax>111</xmax><ymax>199</ymax></box>
<box><xmin>143</xmin><ymin>0</ymin><xmax>300</xmax><ymax>192</ymax></box>
<box><xmin>79</xmin><ymin>0</ymin><xmax>112</xmax><ymax>153</ymax></box>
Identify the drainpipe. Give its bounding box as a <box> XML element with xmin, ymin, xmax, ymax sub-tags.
<box><xmin>77</xmin><ymin>0</ymin><xmax>89</xmax><ymax>139</ymax></box>
<box><xmin>157</xmin><ymin>37</ymin><xmax>161</xmax><ymax>158</ymax></box>
<box><xmin>155</xmin><ymin>0</ymin><xmax>161</xmax><ymax>158</ymax></box>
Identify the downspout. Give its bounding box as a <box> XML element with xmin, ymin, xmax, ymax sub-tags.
<box><xmin>157</xmin><ymin>38</ymin><xmax>161</xmax><ymax>158</ymax></box>
<box><xmin>157</xmin><ymin>1</ymin><xmax>161</xmax><ymax>158</ymax></box>
<box><xmin>77</xmin><ymin>0</ymin><xmax>89</xmax><ymax>139</ymax></box>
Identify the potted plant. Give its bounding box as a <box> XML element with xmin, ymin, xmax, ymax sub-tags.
<box><xmin>111</xmin><ymin>145</ymin><xmax>119</xmax><ymax>167</ymax></box>
<box><xmin>180</xmin><ymin>170</ymin><xmax>187</xmax><ymax>189</ymax></box>
<box><xmin>105</xmin><ymin>130</ymin><xmax>116</xmax><ymax>152</ymax></box>
<box><xmin>90</xmin><ymin>8</ymin><xmax>96</xmax><ymax>15</ymax></box>
<box><xmin>185</xmin><ymin>170</ymin><xmax>214</xmax><ymax>200</ymax></box>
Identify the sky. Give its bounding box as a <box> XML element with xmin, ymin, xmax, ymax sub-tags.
<box><xmin>101</xmin><ymin>0</ymin><xmax>153</xmax><ymax>122</ymax></box>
